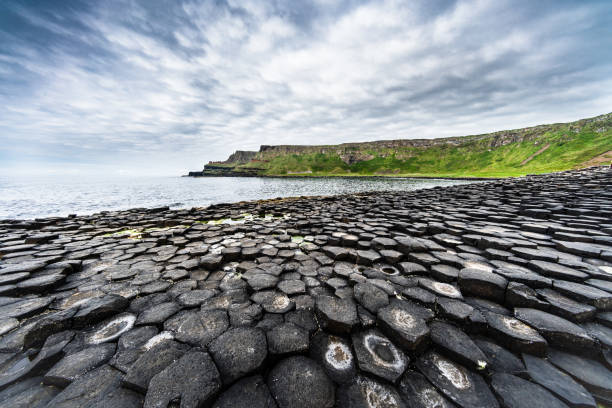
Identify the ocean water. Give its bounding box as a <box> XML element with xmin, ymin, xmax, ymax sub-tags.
<box><xmin>0</xmin><ymin>175</ymin><xmax>483</xmax><ymax>220</ymax></box>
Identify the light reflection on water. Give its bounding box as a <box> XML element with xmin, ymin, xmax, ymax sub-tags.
<box><xmin>0</xmin><ymin>175</ymin><xmax>485</xmax><ymax>220</ymax></box>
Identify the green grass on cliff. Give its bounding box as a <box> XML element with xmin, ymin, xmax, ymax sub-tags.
<box><xmin>236</xmin><ymin>118</ymin><xmax>612</xmax><ymax>178</ymax></box>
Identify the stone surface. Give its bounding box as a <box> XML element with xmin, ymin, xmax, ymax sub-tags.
<box><xmin>209</xmin><ymin>327</ymin><xmax>268</xmax><ymax>384</ymax></box>
<box><xmin>429</xmin><ymin>321</ymin><xmax>488</xmax><ymax>371</ymax></box>
<box><xmin>212</xmin><ymin>375</ymin><xmax>277</xmax><ymax>408</ymax></box>
<box><xmin>416</xmin><ymin>351</ymin><xmax>499</xmax><ymax>408</ymax></box>
<box><xmin>43</xmin><ymin>342</ymin><xmax>115</xmax><ymax>387</ymax></box>
<box><xmin>352</xmin><ymin>328</ymin><xmax>408</xmax><ymax>382</ymax></box>
<box><xmin>336</xmin><ymin>375</ymin><xmax>406</xmax><ymax>408</ymax></box>
<box><xmin>514</xmin><ymin>308</ymin><xmax>597</xmax><ymax>351</ymax></box>
<box><xmin>267</xmin><ymin>356</ymin><xmax>335</xmax><ymax>408</ymax></box>
<box><xmin>377</xmin><ymin>302</ymin><xmax>429</xmax><ymax>351</ymax></box>
<box><xmin>522</xmin><ymin>353</ymin><xmax>596</xmax><ymax>408</ymax></box>
<box><xmin>1</xmin><ymin>166</ymin><xmax>611</xmax><ymax>407</ymax></box>
<box><xmin>315</xmin><ymin>295</ymin><xmax>358</xmax><ymax>334</ymax></box>
<box><xmin>490</xmin><ymin>372</ymin><xmax>570</xmax><ymax>408</ymax></box>
<box><xmin>144</xmin><ymin>351</ymin><xmax>221</xmax><ymax>408</ymax></box>
<box><xmin>122</xmin><ymin>340</ymin><xmax>188</xmax><ymax>393</ymax></box>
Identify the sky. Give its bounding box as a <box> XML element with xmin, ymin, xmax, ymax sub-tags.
<box><xmin>1</xmin><ymin>0</ymin><xmax>611</xmax><ymax>177</ymax></box>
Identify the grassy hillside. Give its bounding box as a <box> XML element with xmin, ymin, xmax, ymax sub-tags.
<box><xmin>210</xmin><ymin>113</ymin><xmax>612</xmax><ymax>178</ymax></box>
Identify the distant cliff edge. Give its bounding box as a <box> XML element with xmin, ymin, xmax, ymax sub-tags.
<box><xmin>187</xmin><ymin>112</ymin><xmax>612</xmax><ymax>178</ymax></box>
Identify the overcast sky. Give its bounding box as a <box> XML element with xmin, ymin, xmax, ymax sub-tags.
<box><xmin>1</xmin><ymin>0</ymin><xmax>611</xmax><ymax>176</ymax></box>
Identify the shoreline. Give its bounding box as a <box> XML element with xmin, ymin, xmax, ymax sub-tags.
<box><xmin>0</xmin><ymin>166</ymin><xmax>611</xmax><ymax>406</ymax></box>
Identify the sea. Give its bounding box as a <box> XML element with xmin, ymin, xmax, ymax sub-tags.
<box><xmin>0</xmin><ymin>175</ymin><xmax>484</xmax><ymax>220</ymax></box>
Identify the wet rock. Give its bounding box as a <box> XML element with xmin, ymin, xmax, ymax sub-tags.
<box><xmin>309</xmin><ymin>332</ymin><xmax>356</xmax><ymax>384</ymax></box>
<box><xmin>528</xmin><ymin>260</ymin><xmax>589</xmax><ymax>281</ymax></box>
<box><xmin>266</xmin><ymin>322</ymin><xmax>309</xmax><ymax>356</ymax></box>
<box><xmin>315</xmin><ymin>295</ymin><xmax>358</xmax><ymax>334</ymax></box>
<box><xmin>336</xmin><ymin>375</ymin><xmax>406</xmax><ymax>408</ymax></box>
<box><xmin>46</xmin><ymin>364</ymin><xmax>143</xmax><ymax>408</ymax></box>
<box><xmin>277</xmin><ymin>279</ymin><xmax>305</xmax><ymax>295</ymax></box>
<box><xmin>267</xmin><ymin>356</ymin><xmax>335</xmax><ymax>408</ymax></box>
<box><xmin>251</xmin><ymin>291</ymin><xmax>295</xmax><ymax>313</ymax></box>
<box><xmin>44</xmin><ymin>343</ymin><xmax>116</xmax><ymax>387</ymax></box>
<box><xmin>284</xmin><ymin>309</ymin><xmax>317</xmax><ymax>334</ymax></box>
<box><xmin>377</xmin><ymin>302</ymin><xmax>429</xmax><ymax>351</ymax></box>
<box><xmin>144</xmin><ymin>350</ymin><xmax>221</xmax><ymax>408</ymax></box>
<box><xmin>522</xmin><ymin>353</ymin><xmax>596</xmax><ymax>408</ymax></box>
<box><xmin>473</xmin><ymin>337</ymin><xmax>525</xmax><ymax>375</ymax></box>
<box><xmin>212</xmin><ymin>375</ymin><xmax>277</xmax><ymax>408</ymax></box>
<box><xmin>352</xmin><ymin>328</ymin><xmax>408</xmax><ymax>382</ymax></box>
<box><xmin>514</xmin><ymin>308</ymin><xmax>597</xmax><ymax>352</ymax></box>
<box><xmin>164</xmin><ymin>309</ymin><xmax>229</xmax><ymax>347</ymax></box>
<box><xmin>420</xmin><ymin>279</ymin><xmax>463</xmax><ymax>299</ymax></box>
<box><xmin>0</xmin><ymin>317</ymin><xmax>19</xmax><ymax>336</ymax></box>
<box><xmin>430</xmin><ymin>264</ymin><xmax>460</xmax><ymax>282</ymax></box>
<box><xmin>85</xmin><ymin>313</ymin><xmax>136</xmax><ymax>345</ymax></box>
<box><xmin>490</xmin><ymin>372</ymin><xmax>569</xmax><ymax>408</ymax></box>
<box><xmin>209</xmin><ymin>327</ymin><xmax>267</xmax><ymax>384</ymax></box>
<box><xmin>483</xmin><ymin>311</ymin><xmax>548</xmax><ymax>356</ymax></box>
<box><xmin>505</xmin><ymin>282</ymin><xmax>548</xmax><ymax>309</ymax></box>
<box><xmin>548</xmin><ymin>349</ymin><xmax>612</xmax><ymax>401</ymax></box>
<box><xmin>536</xmin><ymin>288</ymin><xmax>597</xmax><ymax>322</ymax></box>
<box><xmin>458</xmin><ymin>268</ymin><xmax>507</xmax><ymax>301</ymax></box>
<box><xmin>398</xmin><ymin>370</ymin><xmax>456</xmax><ymax>408</ymax></box>
<box><xmin>73</xmin><ymin>294</ymin><xmax>128</xmax><ymax>328</ymax></box>
<box><xmin>0</xmin><ymin>297</ymin><xmax>51</xmax><ymax>319</ymax></box>
<box><xmin>0</xmin><ymin>330</ymin><xmax>74</xmax><ymax>388</ymax></box>
<box><xmin>416</xmin><ymin>351</ymin><xmax>499</xmax><ymax>408</ymax></box>
<box><xmin>429</xmin><ymin>321</ymin><xmax>488</xmax><ymax>371</ymax></box>
<box><xmin>553</xmin><ymin>280</ymin><xmax>612</xmax><ymax>310</ymax></box>
<box><xmin>246</xmin><ymin>274</ymin><xmax>279</xmax><ymax>291</ymax></box>
<box><xmin>353</xmin><ymin>282</ymin><xmax>389</xmax><ymax>313</ymax></box>
<box><xmin>136</xmin><ymin>301</ymin><xmax>180</xmax><ymax>325</ymax></box>
<box><xmin>177</xmin><ymin>289</ymin><xmax>215</xmax><ymax>307</ymax></box>
<box><xmin>122</xmin><ymin>340</ymin><xmax>188</xmax><ymax>393</ymax></box>
<box><xmin>0</xmin><ymin>376</ymin><xmax>59</xmax><ymax>408</ymax></box>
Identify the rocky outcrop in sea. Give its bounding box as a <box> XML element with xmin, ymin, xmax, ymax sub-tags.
<box><xmin>0</xmin><ymin>167</ymin><xmax>611</xmax><ymax>407</ymax></box>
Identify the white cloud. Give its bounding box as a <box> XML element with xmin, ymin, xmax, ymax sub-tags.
<box><xmin>0</xmin><ymin>0</ymin><xmax>610</xmax><ymax>176</ymax></box>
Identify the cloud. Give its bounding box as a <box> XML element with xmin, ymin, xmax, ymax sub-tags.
<box><xmin>0</xmin><ymin>0</ymin><xmax>611</xmax><ymax>175</ymax></box>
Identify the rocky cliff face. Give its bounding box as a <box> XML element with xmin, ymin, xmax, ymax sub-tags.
<box><xmin>191</xmin><ymin>112</ymin><xmax>611</xmax><ymax>176</ymax></box>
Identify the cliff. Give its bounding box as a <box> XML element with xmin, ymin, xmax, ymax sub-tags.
<box><xmin>191</xmin><ymin>112</ymin><xmax>612</xmax><ymax>178</ymax></box>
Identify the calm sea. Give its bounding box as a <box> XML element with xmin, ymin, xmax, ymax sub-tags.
<box><xmin>0</xmin><ymin>175</ymin><xmax>483</xmax><ymax>220</ymax></box>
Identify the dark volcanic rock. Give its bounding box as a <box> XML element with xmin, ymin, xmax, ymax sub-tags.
<box><xmin>490</xmin><ymin>372</ymin><xmax>570</xmax><ymax>408</ymax></box>
<box><xmin>209</xmin><ymin>327</ymin><xmax>268</xmax><ymax>384</ymax></box>
<box><xmin>47</xmin><ymin>364</ymin><xmax>143</xmax><ymax>408</ymax></box>
<box><xmin>267</xmin><ymin>356</ymin><xmax>335</xmax><ymax>408</ymax></box>
<box><xmin>266</xmin><ymin>322</ymin><xmax>309</xmax><ymax>356</ymax></box>
<box><xmin>309</xmin><ymin>332</ymin><xmax>356</xmax><ymax>384</ymax></box>
<box><xmin>457</xmin><ymin>268</ymin><xmax>507</xmax><ymax>301</ymax></box>
<box><xmin>315</xmin><ymin>295</ymin><xmax>358</xmax><ymax>334</ymax></box>
<box><xmin>213</xmin><ymin>375</ymin><xmax>277</xmax><ymax>408</ymax></box>
<box><xmin>429</xmin><ymin>321</ymin><xmax>488</xmax><ymax>371</ymax></box>
<box><xmin>483</xmin><ymin>311</ymin><xmax>548</xmax><ymax>355</ymax></box>
<box><xmin>164</xmin><ymin>309</ymin><xmax>229</xmax><ymax>347</ymax></box>
<box><xmin>473</xmin><ymin>337</ymin><xmax>525</xmax><ymax>375</ymax></box>
<box><xmin>122</xmin><ymin>340</ymin><xmax>188</xmax><ymax>393</ymax></box>
<box><xmin>377</xmin><ymin>302</ymin><xmax>430</xmax><ymax>351</ymax></box>
<box><xmin>548</xmin><ymin>349</ymin><xmax>612</xmax><ymax>401</ymax></box>
<box><xmin>352</xmin><ymin>328</ymin><xmax>408</xmax><ymax>382</ymax></box>
<box><xmin>144</xmin><ymin>350</ymin><xmax>222</xmax><ymax>408</ymax></box>
<box><xmin>44</xmin><ymin>343</ymin><xmax>116</xmax><ymax>387</ymax></box>
<box><xmin>398</xmin><ymin>370</ymin><xmax>456</xmax><ymax>408</ymax></box>
<box><xmin>416</xmin><ymin>351</ymin><xmax>499</xmax><ymax>408</ymax></box>
<box><xmin>514</xmin><ymin>308</ymin><xmax>597</xmax><ymax>351</ymax></box>
<box><xmin>353</xmin><ymin>282</ymin><xmax>389</xmax><ymax>313</ymax></box>
<box><xmin>522</xmin><ymin>353</ymin><xmax>596</xmax><ymax>408</ymax></box>
<box><xmin>336</xmin><ymin>375</ymin><xmax>406</xmax><ymax>408</ymax></box>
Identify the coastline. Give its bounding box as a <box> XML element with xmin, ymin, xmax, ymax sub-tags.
<box><xmin>0</xmin><ymin>166</ymin><xmax>611</xmax><ymax>406</ymax></box>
